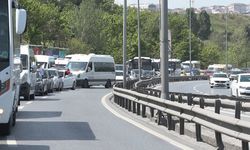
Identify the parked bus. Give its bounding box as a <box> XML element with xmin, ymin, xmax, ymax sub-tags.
<box><xmin>0</xmin><ymin>0</ymin><xmax>27</xmax><ymax>135</ymax></box>
<box><xmin>67</xmin><ymin>53</ymin><xmax>116</xmax><ymax>88</ymax></box>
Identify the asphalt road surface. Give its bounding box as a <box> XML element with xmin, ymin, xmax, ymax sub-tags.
<box><xmin>0</xmin><ymin>87</ymin><xmax>184</xmax><ymax>150</ymax></box>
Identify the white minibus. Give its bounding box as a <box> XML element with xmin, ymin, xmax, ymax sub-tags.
<box><xmin>67</xmin><ymin>54</ymin><xmax>115</xmax><ymax>88</ymax></box>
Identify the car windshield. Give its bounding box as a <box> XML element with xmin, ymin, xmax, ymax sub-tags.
<box><xmin>213</xmin><ymin>74</ymin><xmax>227</xmax><ymax>78</ymax></box>
<box><xmin>58</xmin><ymin>71</ymin><xmax>64</xmax><ymax>77</ymax></box>
<box><xmin>116</xmin><ymin>71</ymin><xmax>123</xmax><ymax>76</ymax></box>
<box><xmin>240</xmin><ymin>75</ymin><xmax>250</xmax><ymax>82</ymax></box>
<box><xmin>48</xmin><ymin>70</ymin><xmax>57</xmax><ymax>76</ymax></box>
<box><xmin>67</xmin><ymin>62</ymin><xmax>87</xmax><ymax>71</ymax></box>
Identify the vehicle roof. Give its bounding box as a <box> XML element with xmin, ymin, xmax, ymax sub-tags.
<box><xmin>238</xmin><ymin>73</ymin><xmax>250</xmax><ymax>76</ymax></box>
<box><xmin>70</xmin><ymin>53</ymin><xmax>114</xmax><ymax>62</ymax></box>
<box><xmin>35</xmin><ymin>55</ymin><xmax>55</xmax><ymax>62</ymax></box>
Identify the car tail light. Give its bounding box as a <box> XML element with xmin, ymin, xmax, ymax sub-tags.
<box><xmin>0</xmin><ymin>79</ymin><xmax>10</xmax><ymax>96</ymax></box>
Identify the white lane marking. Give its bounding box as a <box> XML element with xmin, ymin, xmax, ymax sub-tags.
<box><xmin>18</xmin><ymin>106</ymin><xmax>24</xmax><ymax>110</ymax></box>
<box><xmin>102</xmin><ymin>93</ymin><xmax>194</xmax><ymax>150</ymax></box>
<box><xmin>7</xmin><ymin>136</ymin><xmax>17</xmax><ymax>145</ymax></box>
<box><xmin>26</xmin><ymin>101</ymin><xmax>33</xmax><ymax>105</ymax></box>
<box><xmin>193</xmin><ymin>84</ymin><xmax>208</xmax><ymax>95</ymax></box>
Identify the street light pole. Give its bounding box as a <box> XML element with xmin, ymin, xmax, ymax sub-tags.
<box><xmin>189</xmin><ymin>0</ymin><xmax>192</xmax><ymax>75</ymax></box>
<box><xmin>123</xmin><ymin>0</ymin><xmax>127</xmax><ymax>88</ymax></box>
<box><xmin>226</xmin><ymin>7</ymin><xmax>228</xmax><ymax>75</ymax></box>
<box><xmin>137</xmin><ymin>0</ymin><xmax>141</xmax><ymax>80</ymax></box>
<box><xmin>160</xmin><ymin>0</ymin><xmax>169</xmax><ymax>99</ymax></box>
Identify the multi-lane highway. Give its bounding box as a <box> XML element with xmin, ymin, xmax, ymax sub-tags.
<box><xmin>0</xmin><ymin>87</ymin><xmax>213</xmax><ymax>150</ymax></box>
<box><xmin>169</xmin><ymin>80</ymin><xmax>231</xmax><ymax>96</ymax></box>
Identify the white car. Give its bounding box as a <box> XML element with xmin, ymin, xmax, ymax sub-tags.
<box><xmin>48</xmin><ymin>68</ymin><xmax>63</xmax><ymax>91</ymax></box>
<box><xmin>58</xmin><ymin>70</ymin><xmax>77</xmax><ymax>90</ymax></box>
<box><xmin>209</xmin><ymin>72</ymin><xmax>230</xmax><ymax>88</ymax></box>
<box><xmin>231</xmin><ymin>73</ymin><xmax>250</xmax><ymax>98</ymax></box>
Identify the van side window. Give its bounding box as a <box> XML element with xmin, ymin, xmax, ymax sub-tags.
<box><xmin>94</xmin><ymin>62</ymin><xmax>115</xmax><ymax>72</ymax></box>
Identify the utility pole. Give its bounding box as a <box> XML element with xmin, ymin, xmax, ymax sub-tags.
<box><xmin>189</xmin><ymin>0</ymin><xmax>192</xmax><ymax>76</ymax></box>
<box><xmin>123</xmin><ymin>0</ymin><xmax>127</xmax><ymax>88</ymax></box>
<box><xmin>226</xmin><ymin>7</ymin><xmax>228</xmax><ymax>75</ymax></box>
<box><xmin>137</xmin><ymin>0</ymin><xmax>141</xmax><ymax>80</ymax></box>
<box><xmin>160</xmin><ymin>0</ymin><xmax>169</xmax><ymax>99</ymax></box>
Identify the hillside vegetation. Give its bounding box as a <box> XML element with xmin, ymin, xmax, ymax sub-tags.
<box><xmin>19</xmin><ymin>0</ymin><xmax>250</xmax><ymax>69</ymax></box>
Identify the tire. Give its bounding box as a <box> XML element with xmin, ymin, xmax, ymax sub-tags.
<box><xmin>105</xmin><ymin>79</ymin><xmax>112</xmax><ymax>88</ymax></box>
<box><xmin>82</xmin><ymin>79</ymin><xmax>89</xmax><ymax>88</ymax></box>
<box><xmin>30</xmin><ymin>94</ymin><xmax>35</xmax><ymax>100</ymax></box>
<box><xmin>71</xmin><ymin>82</ymin><xmax>76</xmax><ymax>90</ymax></box>
<box><xmin>24</xmin><ymin>88</ymin><xmax>30</xmax><ymax>100</ymax></box>
<box><xmin>0</xmin><ymin>113</ymin><xmax>13</xmax><ymax>135</ymax></box>
<box><xmin>210</xmin><ymin>85</ymin><xmax>213</xmax><ymax>88</ymax></box>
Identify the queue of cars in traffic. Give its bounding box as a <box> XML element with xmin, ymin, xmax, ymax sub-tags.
<box><xmin>208</xmin><ymin>69</ymin><xmax>250</xmax><ymax>98</ymax></box>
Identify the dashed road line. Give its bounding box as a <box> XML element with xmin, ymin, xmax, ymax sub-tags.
<box><xmin>6</xmin><ymin>136</ymin><xmax>17</xmax><ymax>145</ymax></box>
<box><xmin>26</xmin><ymin>101</ymin><xmax>33</xmax><ymax>105</ymax></box>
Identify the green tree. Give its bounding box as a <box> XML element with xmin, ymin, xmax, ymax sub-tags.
<box><xmin>200</xmin><ymin>43</ymin><xmax>220</xmax><ymax>68</ymax></box>
<box><xmin>198</xmin><ymin>10</ymin><xmax>211</xmax><ymax>40</ymax></box>
<box><xmin>186</xmin><ymin>8</ymin><xmax>200</xmax><ymax>36</ymax></box>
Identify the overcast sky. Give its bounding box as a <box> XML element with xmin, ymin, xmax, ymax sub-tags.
<box><xmin>114</xmin><ymin>0</ymin><xmax>250</xmax><ymax>9</ymax></box>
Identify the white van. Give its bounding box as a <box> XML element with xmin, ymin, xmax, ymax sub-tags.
<box><xmin>19</xmin><ymin>45</ymin><xmax>37</xmax><ymax>100</ymax></box>
<box><xmin>67</xmin><ymin>54</ymin><xmax>115</xmax><ymax>88</ymax></box>
<box><xmin>35</xmin><ymin>55</ymin><xmax>55</xmax><ymax>69</ymax></box>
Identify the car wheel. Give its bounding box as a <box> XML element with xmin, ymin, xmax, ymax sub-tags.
<box><xmin>30</xmin><ymin>94</ymin><xmax>35</xmax><ymax>100</ymax></box>
<box><xmin>82</xmin><ymin>79</ymin><xmax>89</xmax><ymax>88</ymax></box>
<box><xmin>105</xmin><ymin>79</ymin><xmax>112</xmax><ymax>88</ymax></box>
<box><xmin>210</xmin><ymin>85</ymin><xmax>213</xmax><ymax>88</ymax></box>
<box><xmin>71</xmin><ymin>82</ymin><xmax>76</xmax><ymax>90</ymax></box>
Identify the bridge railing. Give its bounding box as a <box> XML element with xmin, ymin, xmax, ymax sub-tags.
<box><xmin>113</xmin><ymin>76</ymin><xmax>250</xmax><ymax>150</ymax></box>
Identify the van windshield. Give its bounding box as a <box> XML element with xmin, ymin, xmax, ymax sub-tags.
<box><xmin>67</xmin><ymin>62</ymin><xmax>87</xmax><ymax>71</ymax></box>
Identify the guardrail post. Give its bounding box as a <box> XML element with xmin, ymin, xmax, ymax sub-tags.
<box><xmin>178</xmin><ymin>95</ymin><xmax>182</xmax><ymax>103</ymax></box>
<box><xmin>133</xmin><ymin>101</ymin><xmax>136</xmax><ymax>114</ymax></box>
<box><xmin>235</xmin><ymin>102</ymin><xmax>249</xmax><ymax>150</ymax></box>
<box><xmin>128</xmin><ymin>100</ymin><xmax>132</xmax><ymax>112</ymax></box>
<box><xmin>215</xmin><ymin>100</ymin><xmax>224</xmax><ymax>149</ymax></box>
<box><xmin>142</xmin><ymin>104</ymin><xmax>146</xmax><ymax>118</ymax></box>
<box><xmin>137</xmin><ymin>103</ymin><xmax>141</xmax><ymax>115</ymax></box>
<box><xmin>150</xmin><ymin>107</ymin><xmax>154</xmax><ymax>118</ymax></box>
<box><xmin>187</xmin><ymin>94</ymin><xmax>193</xmax><ymax>106</ymax></box>
<box><xmin>124</xmin><ymin>98</ymin><xmax>128</xmax><ymax>109</ymax></box>
<box><xmin>157</xmin><ymin>110</ymin><xmax>162</xmax><ymax>125</ymax></box>
<box><xmin>196</xmin><ymin>98</ymin><xmax>204</xmax><ymax>141</ymax></box>
<box><xmin>178</xmin><ymin>94</ymin><xmax>184</xmax><ymax>135</ymax></box>
<box><xmin>166</xmin><ymin>94</ymin><xmax>174</xmax><ymax>130</ymax></box>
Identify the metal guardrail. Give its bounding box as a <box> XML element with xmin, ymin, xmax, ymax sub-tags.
<box><xmin>113</xmin><ymin>76</ymin><xmax>250</xmax><ymax>150</ymax></box>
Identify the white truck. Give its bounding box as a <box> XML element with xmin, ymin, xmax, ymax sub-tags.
<box><xmin>0</xmin><ymin>0</ymin><xmax>27</xmax><ymax>135</ymax></box>
<box><xmin>19</xmin><ymin>45</ymin><xmax>37</xmax><ymax>100</ymax></box>
<box><xmin>67</xmin><ymin>54</ymin><xmax>116</xmax><ymax>88</ymax></box>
